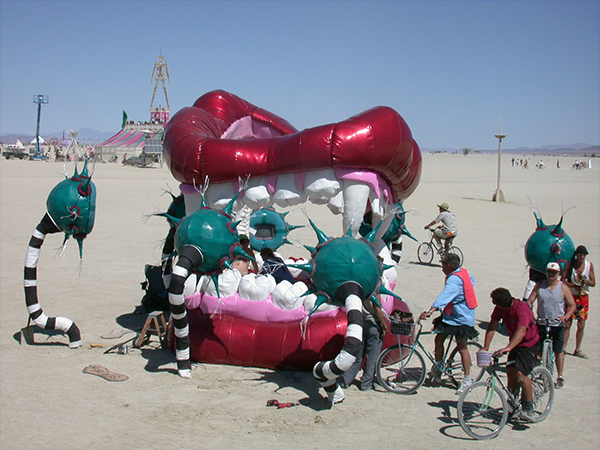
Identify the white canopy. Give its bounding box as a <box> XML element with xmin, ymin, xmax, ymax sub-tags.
<box><xmin>30</xmin><ymin>136</ymin><xmax>45</xmax><ymax>144</ymax></box>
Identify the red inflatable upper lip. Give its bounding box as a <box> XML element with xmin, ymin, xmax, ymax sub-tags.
<box><xmin>163</xmin><ymin>90</ymin><xmax>421</xmax><ymax>203</ymax></box>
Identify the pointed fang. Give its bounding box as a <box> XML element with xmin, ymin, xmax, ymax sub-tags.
<box><xmin>365</xmin><ymin>219</ymin><xmax>384</xmax><ymax>243</ymax></box>
<box><xmin>287</xmin><ymin>262</ymin><xmax>314</xmax><ymax>274</ymax></box>
<box><xmin>379</xmin><ymin>285</ymin><xmax>403</xmax><ymax>301</ymax></box>
<box><xmin>552</xmin><ymin>216</ymin><xmax>564</xmax><ymax>236</ymax></box>
<box><xmin>308</xmin><ymin>218</ymin><xmax>329</xmax><ymax>244</ymax></box>
<box><xmin>233</xmin><ymin>245</ymin><xmax>255</xmax><ymax>261</ymax></box>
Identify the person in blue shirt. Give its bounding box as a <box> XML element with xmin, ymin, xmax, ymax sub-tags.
<box><xmin>420</xmin><ymin>253</ymin><xmax>478</xmax><ymax>394</ymax></box>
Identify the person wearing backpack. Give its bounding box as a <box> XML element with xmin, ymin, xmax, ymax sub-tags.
<box><xmin>420</xmin><ymin>253</ymin><xmax>478</xmax><ymax>394</ymax></box>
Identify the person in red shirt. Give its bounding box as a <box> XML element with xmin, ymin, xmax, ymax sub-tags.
<box><xmin>481</xmin><ymin>288</ymin><xmax>540</xmax><ymax>422</ymax></box>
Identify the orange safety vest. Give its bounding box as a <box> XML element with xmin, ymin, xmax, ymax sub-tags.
<box><xmin>443</xmin><ymin>268</ymin><xmax>478</xmax><ymax>315</ymax></box>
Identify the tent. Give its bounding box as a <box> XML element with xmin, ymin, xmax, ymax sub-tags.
<box><xmin>11</xmin><ymin>139</ymin><xmax>25</xmax><ymax>149</ymax></box>
<box><xmin>94</xmin><ymin>127</ymin><xmax>162</xmax><ymax>160</ymax></box>
<box><xmin>30</xmin><ymin>136</ymin><xmax>45</xmax><ymax>144</ymax></box>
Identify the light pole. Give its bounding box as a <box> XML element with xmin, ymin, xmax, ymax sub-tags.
<box><xmin>33</xmin><ymin>95</ymin><xmax>49</xmax><ymax>159</ymax></box>
<box><xmin>492</xmin><ymin>118</ymin><xmax>506</xmax><ymax>202</ymax></box>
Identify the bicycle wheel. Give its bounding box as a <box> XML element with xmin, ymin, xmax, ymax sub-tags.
<box><xmin>447</xmin><ymin>246</ymin><xmax>463</xmax><ymax>267</ymax></box>
<box><xmin>448</xmin><ymin>341</ymin><xmax>485</xmax><ymax>387</ymax></box>
<box><xmin>529</xmin><ymin>366</ymin><xmax>554</xmax><ymax>422</ymax></box>
<box><xmin>376</xmin><ymin>344</ymin><xmax>427</xmax><ymax>395</ymax></box>
<box><xmin>457</xmin><ymin>380</ymin><xmax>509</xmax><ymax>440</ymax></box>
<box><xmin>417</xmin><ymin>243</ymin><xmax>434</xmax><ymax>264</ymax></box>
<box><xmin>541</xmin><ymin>339</ymin><xmax>554</xmax><ymax>375</ymax></box>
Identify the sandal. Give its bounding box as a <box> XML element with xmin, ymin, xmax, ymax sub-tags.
<box><xmin>573</xmin><ymin>350</ymin><xmax>589</xmax><ymax>359</ymax></box>
<box><xmin>83</xmin><ymin>364</ymin><xmax>129</xmax><ymax>382</ymax></box>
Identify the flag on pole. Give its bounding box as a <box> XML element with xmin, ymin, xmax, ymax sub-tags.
<box><xmin>122</xmin><ymin>111</ymin><xmax>128</xmax><ymax>128</ymax></box>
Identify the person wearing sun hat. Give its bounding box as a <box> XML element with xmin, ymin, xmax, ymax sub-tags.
<box><xmin>424</xmin><ymin>202</ymin><xmax>458</xmax><ymax>251</ymax></box>
<box><xmin>527</xmin><ymin>261</ymin><xmax>576</xmax><ymax>388</ymax></box>
<box><xmin>562</xmin><ymin>245</ymin><xmax>596</xmax><ymax>359</ymax></box>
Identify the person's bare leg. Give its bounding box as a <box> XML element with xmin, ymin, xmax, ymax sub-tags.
<box><xmin>574</xmin><ymin>319</ymin><xmax>586</xmax><ymax>353</ymax></box>
<box><xmin>564</xmin><ymin>320</ymin><xmax>572</xmax><ymax>353</ymax></box>
<box><xmin>456</xmin><ymin>340</ymin><xmax>471</xmax><ymax>376</ymax></box>
<box><xmin>434</xmin><ymin>333</ymin><xmax>446</xmax><ymax>363</ymax></box>
<box><xmin>556</xmin><ymin>351</ymin><xmax>565</xmax><ymax>378</ymax></box>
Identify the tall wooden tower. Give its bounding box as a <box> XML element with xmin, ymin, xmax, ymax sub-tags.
<box><xmin>150</xmin><ymin>51</ymin><xmax>170</xmax><ymax>124</ymax></box>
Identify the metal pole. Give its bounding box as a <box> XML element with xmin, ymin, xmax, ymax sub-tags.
<box><xmin>492</xmin><ymin>118</ymin><xmax>506</xmax><ymax>202</ymax></box>
<box><xmin>35</xmin><ymin>102</ymin><xmax>42</xmax><ymax>157</ymax></box>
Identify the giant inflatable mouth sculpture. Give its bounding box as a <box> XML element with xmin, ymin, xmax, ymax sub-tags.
<box><xmin>163</xmin><ymin>91</ymin><xmax>420</xmax><ymax>400</ymax></box>
<box><xmin>163</xmin><ymin>90</ymin><xmax>421</xmax><ymax>234</ymax></box>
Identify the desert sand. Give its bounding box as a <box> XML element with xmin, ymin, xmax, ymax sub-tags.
<box><xmin>1</xmin><ymin>153</ymin><xmax>598</xmax><ymax>449</ymax></box>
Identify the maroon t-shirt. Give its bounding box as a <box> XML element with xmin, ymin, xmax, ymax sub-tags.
<box><xmin>491</xmin><ymin>299</ymin><xmax>539</xmax><ymax>348</ymax></box>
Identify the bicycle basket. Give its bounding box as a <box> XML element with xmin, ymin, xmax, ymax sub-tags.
<box><xmin>390</xmin><ymin>319</ymin><xmax>415</xmax><ymax>336</ymax></box>
<box><xmin>476</xmin><ymin>351</ymin><xmax>493</xmax><ymax>367</ymax></box>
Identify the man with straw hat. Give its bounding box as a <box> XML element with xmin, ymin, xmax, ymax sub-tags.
<box><xmin>424</xmin><ymin>202</ymin><xmax>458</xmax><ymax>252</ymax></box>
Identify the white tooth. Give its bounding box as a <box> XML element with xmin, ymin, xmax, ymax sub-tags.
<box><xmin>243</xmin><ymin>176</ymin><xmax>273</xmax><ymax>209</ymax></box>
<box><xmin>273</xmin><ymin>173</ymin><xmax>307</xmax><ymax>207</ymax></box>
<box><xmin>233</xmin><ymin>205</ymin><xmax>253</xmax><ymax>237</ymax></box>
<box><xmin>372</xmin><ymin>239</ymin><xmax>398</xmax><ymax>284</ymax></box>
<box><xmin>182</xmin><ymin>190</ymin><xmax>204</xmax><ymax>214</ymax></box>
<box><xmin>303</xmin><ymin>293</ymin><xmax>339</xmax><ymax>312</ymax></box>
<box><xmin>238</xmin><ymin>273</ymin><xmax>276</xmax><ymax>301</ymax></box>
<box><xmin>205</xmin><ymin>182</ymin><xmax>237</xmax><ymax>209</ymax></box>
<box><xmin>272</xmin><ymin>280</ymin><xmax>307</xmax><ymax>310</ymax></box>
<box><xmin>305</xmin><ymin>169</ymin><xmax>340</xmax><ymax>203</ymax></box>
<box><xmin>201</xmin><ymin>270</ymin><xmax>241</xmax><ymax>297</ymax></box>
<box><xmin>284</xmin><ymin>258</ymin><xmax>311</xmax><ymax>280</ymax></box>
<box><xmin>327</xmin><ymin>191</ymin><xmax>344</xmax><ymax>215</ymax></box>
<box><xmin>183</xmin><ymin>274</ymin><xmax>202</xmax><ymax>297</ymax></box>
<box><xmin>369</xmin><ymin>193</ymin><xmax>385</xmax><ymax>222</ymax></box>
<box><xmin>341</xmin><ymin>180</ymin><xmax>370</xmax><ymax>237</ymax></box>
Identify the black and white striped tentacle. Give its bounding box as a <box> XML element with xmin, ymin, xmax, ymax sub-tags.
<box><xmin>312</xmin><ymin>282</ymin><xmax>364</xmax><ymax>404</ymax></box>
<box><xmin>167</xmin><ymin>245</ymin><xmax>204</xmax><ymax>378</ymax></box>
<box><xmin>24</xmin><ymin>213</ymin><xmax>82</xmax><ymax>348</ymax></box>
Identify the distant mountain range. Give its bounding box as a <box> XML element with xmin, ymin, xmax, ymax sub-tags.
<box><xmin>1</xmin><ymin>129</ymin><xmax>597</xmax><ymax>156</ymax></box>
<box><xmin>0</xmin><ymin>128</ymin><xmax>115</xmax><ymax>145</ymax></box>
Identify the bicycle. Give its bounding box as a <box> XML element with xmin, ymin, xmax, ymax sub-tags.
<box><xmin>375</xmin><ymin>315</ymin><xmax>483</xmax><ymax>395</ymax></box>
<box><xmin>537</xmin><ymin>318</ymin><xmax>557</xmax><ymax>375</ymax></box>
<box><xmin>457</xmin><ymin>353</ymin><xmax>554</xmax><ymax>440</ymax></box>
<box><xmin>417</xmin><ymin>230</ymin><xmax>463</xmax><ymax>266</ymax></box>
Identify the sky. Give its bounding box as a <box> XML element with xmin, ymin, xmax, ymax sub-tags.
<box><xmin>0</xmin><ymin>0</ymin><xmax>598</xmax><ymax>150</ymax></box>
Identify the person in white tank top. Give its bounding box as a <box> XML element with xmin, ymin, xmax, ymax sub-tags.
<box><xmin>527</xmin><ymin>262</ymin><xmax>576</xmax><ymax>388</ymax></box>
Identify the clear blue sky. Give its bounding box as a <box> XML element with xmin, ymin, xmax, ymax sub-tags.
<box><xmin>1</xmin><ymin>0</ymin><xmax>598</xmax><ymax>149</ymax></box>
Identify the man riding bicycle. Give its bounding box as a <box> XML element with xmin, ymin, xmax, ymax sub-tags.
<box><xmin>482</xmin><ymin>288</ymin><xmax>540</xmax><ymax>422</ymax></box>
<box><xmin>420</xmin><ymin>253</ymin><xmax>478</xmax><ymax>394</ymax></box>
<box><xmin>424</xmin><ymin>202</ymin><xmax>458</xmax><ymax>252</ymax></box>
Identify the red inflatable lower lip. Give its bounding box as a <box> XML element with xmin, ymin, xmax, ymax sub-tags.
<box><xmin>163</xmin><ymin>90</ymin><xmax>421</xmax><ymax>203</ymax></box>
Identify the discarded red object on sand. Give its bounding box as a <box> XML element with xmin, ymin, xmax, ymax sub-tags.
<box><xmin>266</xmin><ymin>399</ymin><xmax>298</xmax><ymax>409</ymax></box>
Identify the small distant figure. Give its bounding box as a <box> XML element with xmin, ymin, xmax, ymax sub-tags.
<box><xmin>511</xmin><ymin>157</ymin><xmax>515</xmax><ymax>167</ymax></box>
<box><xmin>556</xmin><ymin>159</ymin><xmax>560</xmax><ymax>169</ymax></box>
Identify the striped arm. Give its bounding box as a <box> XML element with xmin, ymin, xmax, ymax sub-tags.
<box><xmin>167</xmin><ymin>245</ymin><xmax>204</xmax><ymax>378</ymax></box>
<box><xmin>24</xmin><ymin>213</ymin><xmax>82</xmax><ymax>348</ymax></box>
<box><xmin>313</xmin><ymin>291</ymin><xmax>364</xmax><ymax>404</ymax></box>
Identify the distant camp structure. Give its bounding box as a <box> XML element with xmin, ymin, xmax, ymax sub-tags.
<box><xmin>94</xmin><ymin>52</ymin><xmax>170</xmax><ymax>163</ymax></box>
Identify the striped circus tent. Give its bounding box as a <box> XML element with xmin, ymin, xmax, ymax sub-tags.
<box><xmin>95</xmin><ymin>125</ymin><xmax>162</xmax><ymax>160</ymax></box>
